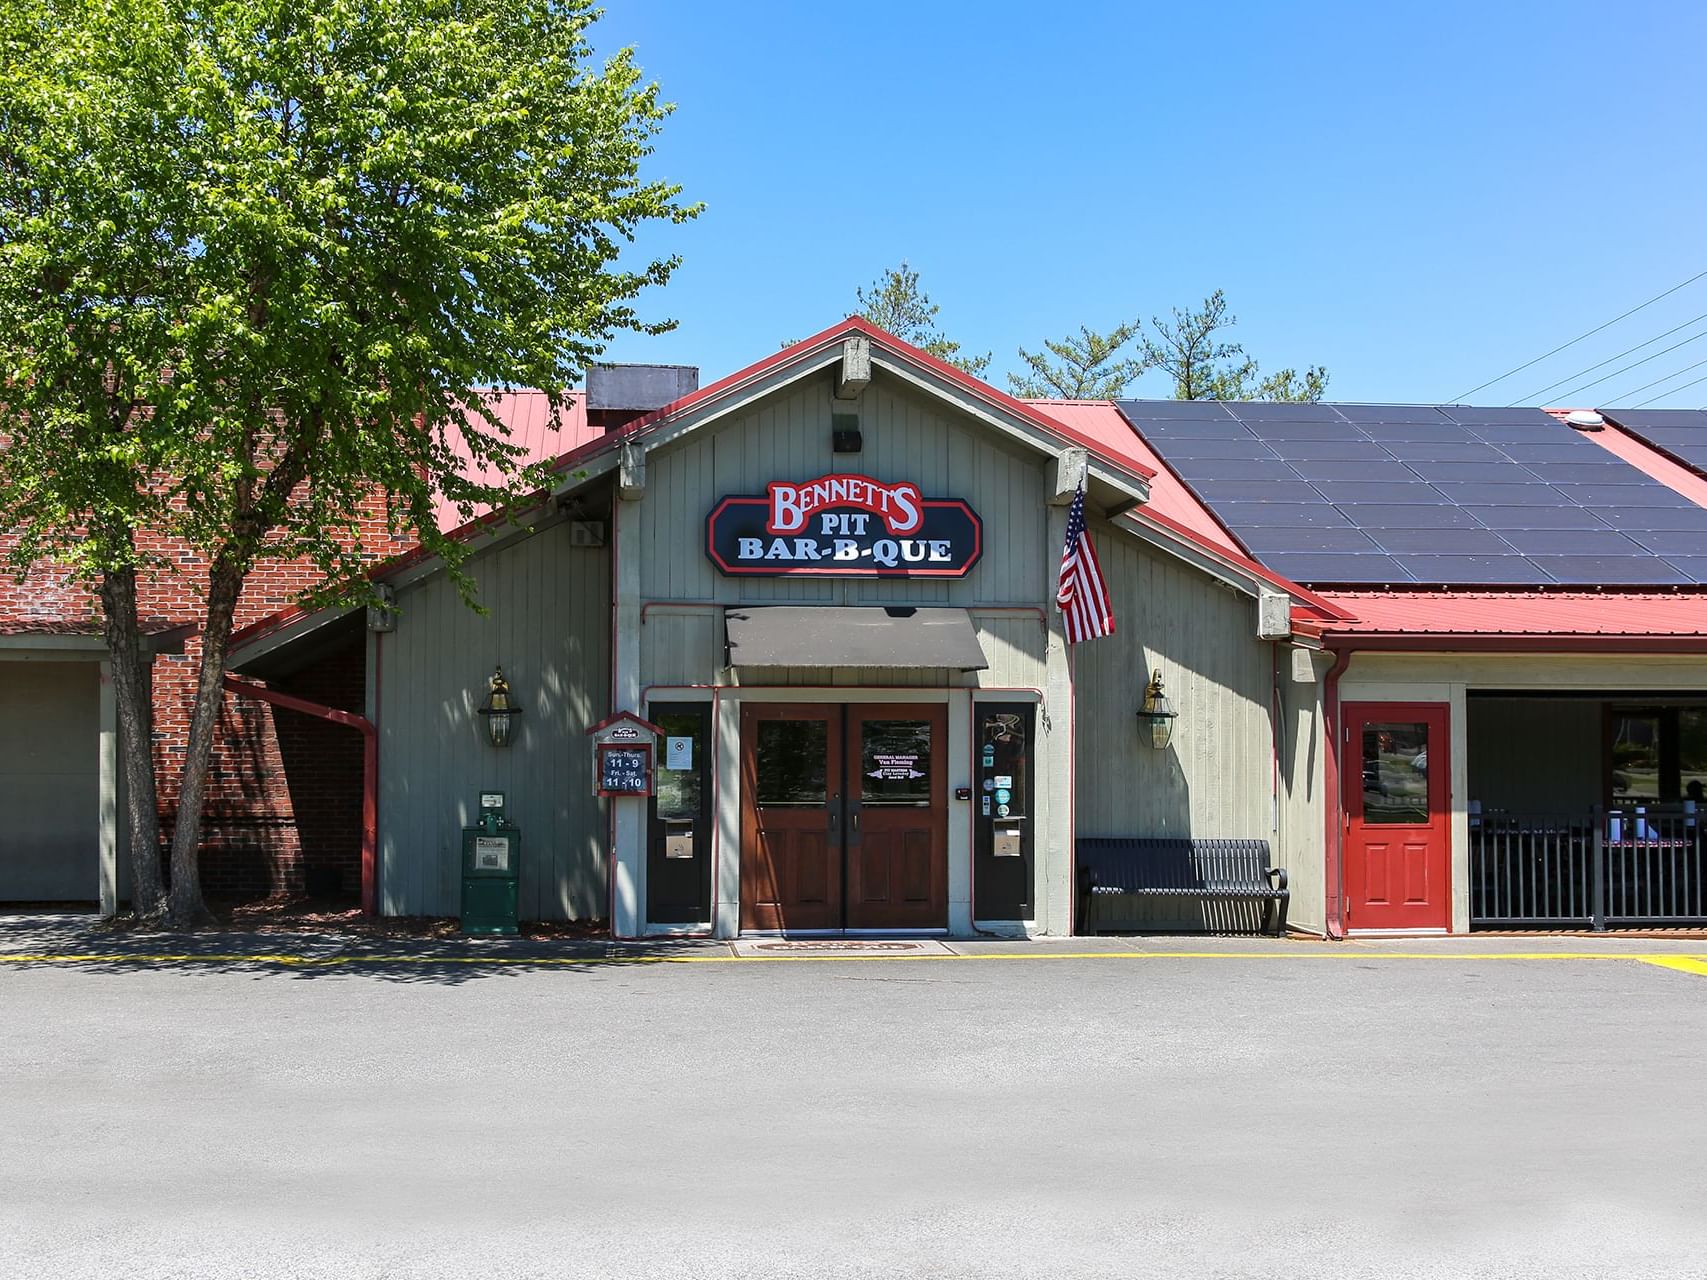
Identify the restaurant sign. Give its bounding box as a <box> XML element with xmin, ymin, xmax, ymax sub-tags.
<box><xmin>706</xmin><ymin>474</ymin><xmax>981</xmax><ymax>577</ymax></box>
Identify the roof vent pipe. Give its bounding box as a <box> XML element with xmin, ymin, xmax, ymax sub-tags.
<box><xmin>1565</xmin><ymin>409</ymin><xmax>1606</xmax><ymax>431</ymax></box>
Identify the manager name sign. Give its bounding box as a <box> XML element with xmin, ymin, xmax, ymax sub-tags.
<box><xmin>706</xmin><ymin>474</ymin><xmax>981</xmax><ymax>578</ymax></box>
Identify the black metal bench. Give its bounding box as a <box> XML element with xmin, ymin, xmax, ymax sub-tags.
<box><xmin>1076</xmin><ymin>837</ymin><xmax>1289</xmax><ymax>936</ymax></box>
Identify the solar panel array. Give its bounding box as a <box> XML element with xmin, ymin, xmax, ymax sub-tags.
<box><xmin>1112</xmin><ymin>400</ymin><xmax>1707</xmax><ymax>586</ymax></box>
<box><xmin>1604</xmin><ymin>408</ymin><xmax>1707</xmax><ymax>476</ymax></box>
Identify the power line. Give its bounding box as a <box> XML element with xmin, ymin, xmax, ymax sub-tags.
<box><xmin>1605</xmin><ymin>355</ymin><xmax>1707</xmax><ymax>406</ymax></box>
<box><xmin>1452</xmin><ymin>267</ymin><xmax>1707</xmax><ymax>400</ymax></box>
<box><xmin>1551</xmin><ymin>326</ymin><xmax>1707</xmax><ymax>404</ymax></box>
<box><xmin>1630</xmin><ymin>370</ymin><xmax>1707</xmax><ymax>409</ymax></box>
<box><xmin>1515</xmin><ymin>309</ymin><xmax>1707</xmax><ymax>404</ymax></box>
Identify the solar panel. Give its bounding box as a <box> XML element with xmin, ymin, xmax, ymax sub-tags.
<box><xmin>1494</xmin><ymin>529</ymin><xmax>1646</xmax><ymax>556</ymax></box>
<box><xmin>1290</xmin><ymin>459</ymin><xmax>1410</xmax><ymax>482</ymax></box>
<box><xmin>1230</xmin><ymin>419</ymin><xmax>1364</xmax><ymax>440</ymax></box>
<box><xmin>1179</xmin><ymin>458</ymin><xmax>1298</xmax><ymax>481</ymax></box>
<box><xmin>1260</xmin><ymin>552</ymin><xmax>1415</xmax><ymax>582</ymax></box>
<box><xmin>1333</xmin><ymin>404</ymin><xmax>1453</xmax><ymax>424</ymax></box>
<box><xmin>1401</xmin><ymin>461</ymin><xmax>1543</xmax><ymax>485</ymax></box>
<box><xmin>1311</xmin><ymin>480</ymin><xmax>1442</xmax><ymax>506</ymax></box>
<box><xmin>1428</xmin><ymin>482</ymin><xmax>1567</xmax><ymax>508</ymax></box>
<box><xmin>1191</xmin><ymin>479</ymin><xmax>1324</xmax><ymax>505</ymax></box>
<box><xmin>1147</xmin><ymin>437</ymin><xmax>1281</xmax><ymax>461</ymax></box>
<box><xmin>1383</xmin><ymin>441</ymin><xmax>1511</xmax><ymax>463</ymax></box>
<box><xmin>1522</xmin><ymin>462</ymin><xmax>1651</xmax><ymax>486</ymax></box>
<box><xmin>1220</xmin><ymin>401</ymin><xmax>1351</xmax><ymax>421</ymax></box>
<box><xmin>1527</xmin><ymin>556</ymin><xmax>1691</xmax><ymax>586</ymax></box>
<box><xmin>1465</xmin><ymin>505</ymin><xmax>1613</xmax><ymax>530</ymax></box>
<box><xmin>1588</xmin><ymin>505</ymin><xmax>1707</xmax><ymax>530</ymax></box>
<box><xmin>1604</xmin><ymin>409</ymin><xmax>1707</xmax><ymax>475</ymax></box>
<box><xmin>1209</xmin><ymin>502</ymin><xmax>1355</xmax><ymax>528</ymax></box>
<box><xmin>1622</xmin><ymin>530</ymin><xmax>1707</xmax><ymax>556</ymax></box>
<box><xmin>1554</xmin><ymin>483</ymin><xmax>1692</xmax><ymax>509</ymax></box>
<box><xmin>1349</xmin><ymin>504</ymin><xmax>1486</xmax><ymax>530</ymax></box>
<box><xmin>1357</xmin><ymin>527</ymin><xmax>1519</xmax><ymax>554</ymax></box>
<box><xmin>1398</xmin><ymin>555</ymin><xmax>1543</xmax><ymax>584</ymax></box>
<box><xmin>1440</xmin><ymin>406</ymin><xmax>1554</xmax><ymax>424</ymax></box>
<box><xmin>1123</xmin><ymin>400</ymin><xmax>1239</xmax><ymax>421</ymax></box>
<box><xmin>1660</xmin><ymin>556</ymin><xmax>1707</xmax><ymax>580</ymax></box>
<box><xmin>1238</xmin><ymin>527</ymin><xmax>1384</xmax><ymax>554</ymax></box>
<box><xmin>1262</xmin><ymin>438</ymin><xmax>1394</xmax><ymax>460</ymax></box>
<box><xmin>1112</xmin><ymin>399</ymin><xmax>1707</xmax><ymax>587</ymax></box>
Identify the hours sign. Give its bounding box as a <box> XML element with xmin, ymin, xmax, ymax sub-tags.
<box><xmin>705</xmin><ymin>474</ymin><xmax>981</xmax><ymax>578</ymax></box>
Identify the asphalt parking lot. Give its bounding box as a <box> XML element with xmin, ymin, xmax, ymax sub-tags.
<box><xmin>2</xmin><ymin>918</ymin><xmax>1705</xmax><ymax>1279</ymax></box>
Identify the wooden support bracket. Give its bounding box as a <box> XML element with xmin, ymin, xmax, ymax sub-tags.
<box><xmin>1051</xmin><ymin>447</ymin><xmax>1088</xmax><ymax>505</ymax></box>
<box><xmin>618</xmin><ymin>441</ymin><xmax>646</xmax><ymax>501</ymax></box>
<box><xmin>837</xmin><ymin>335</ymin><xmax>871</xmax><ymax>400</ymax></box>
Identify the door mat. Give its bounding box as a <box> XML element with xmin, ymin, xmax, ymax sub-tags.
<box><xmin>731</xmin><ymin>938</ymin><xmax>953</xmax><ymax>959</ymax></box>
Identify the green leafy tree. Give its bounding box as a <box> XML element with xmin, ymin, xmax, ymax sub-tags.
<box><xmin>854</xmin><ymin>262</ymin><xmax>990</xmax><ymax>377</ymax></box>
<box><xmin>1141</xmin><ymin>290</ymin><xmax>1329</xmax><ymax>402</ymax></box>
<box><xmin>0</xmin><ymin>0</ymin><xmax>696</xmax><ymax>924</ymax></box>
<box><xmin>1008</xmin><ymin>322</ymin><xmax>1147</xmax><ymax>399</ymax></box>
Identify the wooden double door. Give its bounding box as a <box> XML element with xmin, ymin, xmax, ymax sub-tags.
<box><xmin>740</xmin><ymin>703</ymin><xmax>948</xmax><ymax>932</ymax></box>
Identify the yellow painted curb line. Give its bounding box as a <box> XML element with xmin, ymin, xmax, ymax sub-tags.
<box><xmin>1</xmin><ymin>949</ymin><xmax>1705</xmax><ymax>969</ymax></box>
<box><xmin>1641</xmin><ymin>956</ymin><xmax>1707</xmax><ymax>978</ymax></box>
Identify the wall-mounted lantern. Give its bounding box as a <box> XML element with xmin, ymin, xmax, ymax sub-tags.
<box><xmin>477</xmin><ymin>666</ymin><xmax>522</xmax><ymax>748</ymax></box>
<box><xmin>1137</xmin><ymin>668</ymin><xmax>1177</xmax><ymax>750</ymax></box>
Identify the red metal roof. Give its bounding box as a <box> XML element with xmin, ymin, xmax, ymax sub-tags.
<box><xmin>1023</xmin><ymin>400</ymin><xmax>1243</xmax><ymax>555</ymax></box>
<box><xmin>1317</xmin><ymin>589</ymin><xmax>1707</xmax><ymax>637</ymax></box>
<box><xmin>433</xmin><ymin>391</ymin><xmax>594</xmax><ymax>532</ymax></box>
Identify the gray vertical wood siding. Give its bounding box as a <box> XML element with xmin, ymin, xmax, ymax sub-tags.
<box><xmin>1072</xmin><ymin>524</ymin><xmax>1303</xmax><ymax>932</ymax></box>
<box><xmin>1074</xmin><ymin>524</ymin><xmax>1274</xmax><ymax>842</ymax></box>
<box><xmin>377</xmin><ymin>523</ymin><xmax>610</xmax><ymax>920</ymax></box>
<box><xmin>636</xmin><ymin>371</ymin><xmax>1049</xmax><ymax>612</ymax></box>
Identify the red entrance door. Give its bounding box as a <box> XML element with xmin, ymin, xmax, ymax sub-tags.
<box><xmin>1343</xmin><ymin>702</ymin><xmax>1451</xmax><ymax>932</ymax></box>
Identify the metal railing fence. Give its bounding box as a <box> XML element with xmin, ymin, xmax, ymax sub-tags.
<box><xmin>1471</xmin><ymin>807</ymin><xmax>1707</xmax><ymax>930</ymax></box>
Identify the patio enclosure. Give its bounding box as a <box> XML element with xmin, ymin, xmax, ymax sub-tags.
<box><xmin>1468</xmin><ymin>695</ymin><xmax>1707</xmax><ymax>929</ymax></box>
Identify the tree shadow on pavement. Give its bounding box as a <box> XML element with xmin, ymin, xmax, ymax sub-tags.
<box><xmin>0</xmin><ymin>911</ymin><xmax>722</xmax><ymax>985</ymax></box>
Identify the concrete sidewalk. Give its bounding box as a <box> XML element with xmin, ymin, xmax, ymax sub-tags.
<box><xmin>3</xmin><ymin>910</ymin><xmax>1704</xmax><ymax>968</ymax></box>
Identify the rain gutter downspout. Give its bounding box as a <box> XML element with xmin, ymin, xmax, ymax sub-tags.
<box><xmin>1321</xmin><ymin>645</ymin><xmax>1354</xmax><ymax>940</ymax></box>
<box><xmin>223</xmin><ymin>675</ymin><xmax>378</xmax><ymax>917</ymax></box>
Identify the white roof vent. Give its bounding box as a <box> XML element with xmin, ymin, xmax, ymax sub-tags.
<box><xmin>1565</xmin><ymin>409</ymin><xmax>1606</xmax><ymax>431</ymax></box>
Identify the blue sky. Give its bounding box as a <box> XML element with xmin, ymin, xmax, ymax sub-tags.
<box><xmin>592</xmin><ymin>1</ymin><xmax>1707</xmax><ymax>407</ymax></box>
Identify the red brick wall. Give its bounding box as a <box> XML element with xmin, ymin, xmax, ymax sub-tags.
<box><xmin>4</xmin><ymin>515</ymin><xmax>409</xmax><ymax>904</ymax></box>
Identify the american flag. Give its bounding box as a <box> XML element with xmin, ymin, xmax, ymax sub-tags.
<box><xmin>1056</xmin><ymin>479</ymin><xmax>1114</xmax><ymax>644</ymax></box>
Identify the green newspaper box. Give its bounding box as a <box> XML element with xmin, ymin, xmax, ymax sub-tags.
<box><xmin>461</xmin><ymin>791</ymin><xmax>520</xmax><ymax>936</ymax></box>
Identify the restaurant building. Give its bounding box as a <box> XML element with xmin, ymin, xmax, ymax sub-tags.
<box><xmin>10</xmin><ymin>318</ymin><xmax>1707</xmax><ymax>936</ymax></box>
<box><xmin>225</xmin><ymin>318</ymin><xmax>1338</xmax><ymax>938</ymax></box>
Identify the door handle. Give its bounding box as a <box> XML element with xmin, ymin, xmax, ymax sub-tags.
<box><xmin>852</xmin><ymin>811</ymin><xmax>860</xmax><ymax>833</ymax></box>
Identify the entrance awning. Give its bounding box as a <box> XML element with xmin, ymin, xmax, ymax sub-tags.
<box><xmin>724</xmin><ymin>606</ymin><xmax>989</xmax><ymax>671</ymax></box>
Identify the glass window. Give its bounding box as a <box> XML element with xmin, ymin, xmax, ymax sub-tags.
<box><xmin>1610</xmin><ymin>712</ymin><xmax>1661</xmax><ymax>804</ymax></box>
<box><xmin>654</xmin><ymin>711</ymin><xmax>703</xmax><ymax>821</ymax></box>
<box><xmin>860</xmin><ymin>719</ymin><xmax>931</xmax><ymax>806</ymax></box>
<box><xmin>1679</xmin><ymin>709</ymin><xmax>1707</xmax><ymax>807</ymax></box>
<box><xmin>755</xmin><ymin>719</ymin><xmax>827</xmax><ymax>805</ymax></box>
<box><xmin>980</xmin><ymin>711</ymin><xmax>1029</xmax><ymax>820</ymax></box>
<box><xmin>1361</xmin><ymin>722</ymin><xmax>1429</xmax><ymax>824</ymax></box>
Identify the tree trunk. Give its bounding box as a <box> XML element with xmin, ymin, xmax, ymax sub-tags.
<box><xmin>165</xmin><ymin>559</ymin><xmax>244</xmax><ymax>928</ymax></box>
<box><xmin>98</xmin><ymin>565</ymin><xmax>164</xmax><ymax>919</ymax></box>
